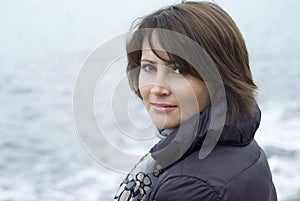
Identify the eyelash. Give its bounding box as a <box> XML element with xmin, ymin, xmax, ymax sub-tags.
<box><xmin>141</xmin><ymin>64</ymin><xmax>156</xmax><ymax>72</ymax></box>
<box><xmin>141</xmin><ymin>64</ymin><xmax>187</xmax><ymax>75</ymax></box>
<box><xmin>173</xmin><ymin>67</ymin><xmax>186</xmax><ymax>74</ymax></box>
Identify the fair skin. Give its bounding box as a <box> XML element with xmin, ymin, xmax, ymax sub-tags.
<box><xmin>139</xmin><ymin>42</ymin><xmax>210</xmax><ymax>129</ymax></box>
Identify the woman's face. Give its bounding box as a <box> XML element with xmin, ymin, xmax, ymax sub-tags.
<box><xmin>139</xmin><ymin>43</ymin><xmax>210</xmax><ymax>129</ymax></box>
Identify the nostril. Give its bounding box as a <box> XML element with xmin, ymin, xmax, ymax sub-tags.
<box><xmin>150</xmin><ymin>85</ymin><xmax>171</xmax><ymax>96</ymax></box>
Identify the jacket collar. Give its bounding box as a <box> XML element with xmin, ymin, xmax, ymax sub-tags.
<box><xmin>218</xmin><ymin>104</ymin><xmax>261</xmax><ymax>145</ymax></box>
<box><xmin>150</xmin><ymin>104</ymin><xmax>261</xmax><ymax>168</ymax></box>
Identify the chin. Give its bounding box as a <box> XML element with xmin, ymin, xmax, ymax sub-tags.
<box><xmin>152</xmin><ymin>119</ymin><xmax>180</xmax><ymax>130</ymax></box>
<box><xmin>148</xmin><ymin>110</ymin><xmax>181</xmax><ymax>129</ymax></box>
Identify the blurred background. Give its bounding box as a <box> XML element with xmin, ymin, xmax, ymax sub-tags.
<box><xmin>1</xmin><ymin>0</ymin><xmax>299</xmax><ymax>200</ymax></box>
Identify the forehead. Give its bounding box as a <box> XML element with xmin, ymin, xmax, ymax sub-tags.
<box><xmin>141</xmin><ymin>39</ymin><xmax>170</xmax><ymax>61</ymax></box>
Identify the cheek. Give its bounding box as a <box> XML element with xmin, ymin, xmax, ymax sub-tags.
<box><xmin>174</xmin><ymin>80</ymin><xmax>209</xmax><ymax>112</ymax></box>
<box><xmin>138</xmin><ymin>72</ymin><xmax>150</xmax><ymax>100</ymax></box>
<box><xmin>138</xmin><ymin>73</ymin><xmax>146</xmax><ymax>98</ymax></box>
<box><xmin>178</xmin><ymin>89</ymin><xmax>200</xmax><ymax>110</ymax></box>
<box><xmin>193</xmin><ymin>85</ymin><xmax>210</xmax><ymax>111</ymax></box>
<box><xmin>138</xmin><ymin>85</ymin><xmax>151</xmax><ymax>109</ymax></box>
<box><xmin>139</xmin><ymin>86</ymin><xmax>147</xmax><ymax>100</ymax></box>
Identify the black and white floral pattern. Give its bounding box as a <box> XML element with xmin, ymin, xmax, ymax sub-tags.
<box><xmin>114</xmin><ymin>154</ymin><xmax>164</xmax><ymax>201</ymax></box>
<box><xmin>114</xmin><ymin>172</ymin><xmax>152</xmax><ymax>201</ymax></box>
<box><xmin>114</xmin><ymin>130</ymin><xmax>174</xmax><ymax>201</ymax></box>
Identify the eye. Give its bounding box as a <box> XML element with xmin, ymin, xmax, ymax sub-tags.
<box><xmin>173</xmin><ymin>66</ymin><xmax>187</xmax><ymax>74</ymax></box>
<box><xmin>141</xmin><ymin>64</ymin><xmax>157</xmax><ymax>72</ymax></box>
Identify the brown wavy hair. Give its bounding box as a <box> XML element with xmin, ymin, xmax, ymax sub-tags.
<box><xmin>126</xmin><ymin>1</ymin><xmax>257</xmax><ymax>120</ymax></box>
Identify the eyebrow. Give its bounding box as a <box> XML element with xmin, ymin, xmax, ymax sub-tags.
<box><xmin>140</xmin><ymin>59</ymin><xmax>173</xmax><ymax>66</ymax></box>
<box><xmin>140</xmin><ymin>59</ymin><xmax>158</xmax><ymax>64</ymax></box>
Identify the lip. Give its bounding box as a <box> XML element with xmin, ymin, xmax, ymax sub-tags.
<box><xmin>150</xmin><ymin>102</ymin><xmax>177</xmax><ymax>112</ymax></box>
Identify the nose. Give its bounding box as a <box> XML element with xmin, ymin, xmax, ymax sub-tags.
<box><xmin>150</xmin><ymin>84</ymin><xmax>171</xmax><ymax>96</ymax></box>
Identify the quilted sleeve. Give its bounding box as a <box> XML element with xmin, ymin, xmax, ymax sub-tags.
<box><xmin>149</xmin><ymin>175</ymin><xmax>220</xmax><ymax>201</ymax></box>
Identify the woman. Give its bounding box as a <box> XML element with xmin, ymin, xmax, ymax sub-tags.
<box><xmin>114</xmin><ymin>1</ymin><xmax>277</xmax><ymax>201</ymax></box>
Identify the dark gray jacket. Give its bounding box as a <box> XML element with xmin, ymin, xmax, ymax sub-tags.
<box><xmin>145</xmin><ymin>106</ymin><xmax>277</xmax><ymax>201</ymax></box>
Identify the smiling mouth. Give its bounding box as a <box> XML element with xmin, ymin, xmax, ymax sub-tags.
<box><xmin>150</xmin><ymin>102</ymin><xmax>177</xmax><ymax>112</ymax></box>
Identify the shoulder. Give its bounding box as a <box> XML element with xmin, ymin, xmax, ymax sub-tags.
<box><xmin>149</xmin><ymin>175</ymin><xmax>221</xmax><ymax>201</ymax></box>
<box><xmin>147</xmin><ymin>140</ymin><xmax>276</xmax><ymax>201</ymax></box>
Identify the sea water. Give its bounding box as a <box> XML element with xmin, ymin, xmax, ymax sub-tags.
<box><xmin>0</xmin><ymin>0</ymin><xmax>299</xmax><ymax>200</ymax></box>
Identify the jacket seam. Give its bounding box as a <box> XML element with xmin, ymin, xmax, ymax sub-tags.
<box><xmin>155</xmin><ymin>145</ymin><xmax>262</xmax><ymax>200</ymax></box>
<box><xmin>162</xmin><ymin>175</ymin><xmax>221</xmax><ymax>201</ymax></box>
<box><xmin>221</xmin><ymin>147</ymin><xmax>262</xmax><ymax>189</ymax></box>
